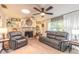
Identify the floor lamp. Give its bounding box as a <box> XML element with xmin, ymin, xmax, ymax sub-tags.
<box><xmin>0</xmin><ymin>28</ymin><xmax>7</xmax><ymax>39</ymax></box>
<box><xmin>0</xmin><ymin>28</ymin><xmax>8</xmax><ymax>53</ymax></box>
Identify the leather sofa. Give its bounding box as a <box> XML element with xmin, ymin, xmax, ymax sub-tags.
<box><xmin>39</xmin><ymin>31</ymin><xmax>69</xmax><ymax>52</ymax></box>
<box><xmin>8</xmin><ymin>31</ymin><xmax>28</xmax><ymax>50</ymax></box>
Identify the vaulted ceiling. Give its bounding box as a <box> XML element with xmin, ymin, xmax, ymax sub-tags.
<box><xmin>0</xmin><ymin>4</ymin><xmax>79</xmax><ymax>19</ymax></box>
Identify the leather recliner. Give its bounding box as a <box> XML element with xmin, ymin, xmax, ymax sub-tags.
<box><xmin>8</xmin><ymin>31</ymin><xmax>28</xmax><ymax>50</ymax></box>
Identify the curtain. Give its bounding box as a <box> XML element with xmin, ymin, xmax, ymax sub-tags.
<box><xmin>48</xmin><ymin>22</ymin><xmax>51</xmax><ymax>31</ymax></box>
<box><xmin>64</xmin><ymin>11</ymin><xmax>79</xmax><ymax>40</ymax></box>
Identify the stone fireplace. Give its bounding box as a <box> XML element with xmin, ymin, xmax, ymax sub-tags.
<box><xmin>22</xmin><ymin>27</ymin><xmax>36</xmax><ymax>37</ymax></box>
<box><xmin>21</xmin><ymin>17</ymin><xmax>47</xmax><ymax>37</ymax></box>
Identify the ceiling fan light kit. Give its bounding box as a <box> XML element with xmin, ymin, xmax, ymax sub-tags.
<box><xmin>40</xmin><ymin>13</ymin><xmax>45</xmax><ymax>16</ymax></box>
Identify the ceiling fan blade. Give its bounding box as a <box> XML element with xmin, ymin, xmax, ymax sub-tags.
<box><xmin>33</xmin><ymin>13</ymin><xmax>40</xmax><ymax>15</ymax></box>
<box><xmin>45</xmin><ymin>13</ymin><xmax>53</xmax><ymax>15</ymax></box>
<box><xmin>1</xmin><ymin>4</ymin><xmax>8</xmax><ymax>9</ymax></box>
<box><xmin>46</xmin><ymin>6</ymin><xmax>53</xmax><ymax>11</ymax></box>
<box><xmin>34</xmin><ymin>7</ymin><xmax>41</xmax><ymax>12</ymax></box>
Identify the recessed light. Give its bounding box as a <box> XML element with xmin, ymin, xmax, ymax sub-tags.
<box><xmin>21</xmin><ymin>9</ymin><xmax>30</xmax><ymax>14</ymax></box>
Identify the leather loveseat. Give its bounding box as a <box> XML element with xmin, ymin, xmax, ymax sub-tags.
<box><xmin>39</xmin><ymin>31</ymin><xmax>69</xmax><ymax>52</ymax></box>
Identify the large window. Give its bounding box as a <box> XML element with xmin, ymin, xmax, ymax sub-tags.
<box><xmin>48</xmin><ymin>16</ymin><xmax>64</xmax><ymax>31</ymax></box>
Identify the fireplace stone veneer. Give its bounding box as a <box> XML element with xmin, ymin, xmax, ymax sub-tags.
<box><xmin>22</xmin><ymin>27</ymin><xmax>36</xmax><ymax>37</ymax></box>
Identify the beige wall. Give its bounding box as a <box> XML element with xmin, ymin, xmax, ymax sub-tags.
<box><xmin>35</xmin><ymin>17</ymin><xmax>48</xmax><ymax>35</ymax></box>
<box><xmin>0</xmin><ymin>10</ymin><xmax>6</xmax><ymax>50</ymax></box>
<box><xmin>0</xmin><ymin>10</ymin><xmax>6</xmax><ymax>27</ymax></box>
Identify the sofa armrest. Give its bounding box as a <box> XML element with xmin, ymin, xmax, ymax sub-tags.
<box><xmin>60</xmin><ymin>41</ymin><xmax>69</xmax><ymax>52</ymax></box>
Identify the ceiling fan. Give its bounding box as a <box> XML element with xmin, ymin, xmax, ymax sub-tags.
<box><xmin>33</xmin><ymin>6</ymin><xmax>53</xmax><ymax>17</ymax></box>
<box><xmin>1</xmin><ymin>4</ymin><xmax>8</xmax><ymax>9</ymax></box>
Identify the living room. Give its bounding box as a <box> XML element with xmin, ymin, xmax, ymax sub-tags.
<box><xmin>0</xmin><ymin>4</ymin><xmax>79</xmax><ymax>54</ymax></box>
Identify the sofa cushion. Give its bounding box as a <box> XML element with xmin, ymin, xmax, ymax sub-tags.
<box><xmin>17</xmin><ymin>39</ymin><xmax>26</xmax><ymax>43</ymax></box>
<box><xmin>42</xmin><ymin>37</ymin><xmax>59</xmax><ymax>45</ymax></box>
<box><xmin>47</xmin><ymin>35</ymin><xmax>55</xmax><ymax>39</ymax></box>
<box><xmin>11</xmin><ymin>36</ymin><xmax>22</xmax><ymax>40</ymax></box>
<box><xmin>48</xmin><ymin>39</ymin><xmax>60</xmax><ymax>45</ymax></box>
<box><xmin>9</xmin><ymin>31</ymin><xmax>22</xmax><ymax>37</ymax></box>
<box><xmin>44</xmin><ymin>37</ymin><xmax>50</xmax><ymax>42</ymax></box>
<box><xmin>55</xmin><ymin>36</ymin><xmax>66</xmax><ymax>41</ymax></box>
<box><xmin>56</xmin><ymin>31</ymin><xmax>68</xmax><ymax>37</ymax></box>
<box><xmin>47</xmin><ymin>31</ymin><xmax>56</xmax><ymax>35</ymax></box>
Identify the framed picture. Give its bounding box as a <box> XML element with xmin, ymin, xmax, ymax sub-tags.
<box><xmin>26</xmin><ymin>18</ymin><xmax>32</xmax><ymax>26</ymax></box>
<box><xmin>41</xmin><ymin>24</ymin><xmax>44</xmax><ymax>27</ymax></box>
<box><xmin>6</xmin><ymin>18</ymin><xmax>21</xmax><ymax>27</ymax></box>
<box><xmin>36</xmin><ymin>21</ymin><xmax>41</xmax><ymax>24</ymax></box>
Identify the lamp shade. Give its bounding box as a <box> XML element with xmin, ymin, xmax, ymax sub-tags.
<box><xmin>0</xmin><ymin>28</ymin><xmax>7</xmax><ymax>34</ymax></box>
<box><xmin>72</xmin><ymin>30</ymin><xmax>79</xmax><ymax>35</ymax></box>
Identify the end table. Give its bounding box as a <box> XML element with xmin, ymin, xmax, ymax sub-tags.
<box><xmin>0</xmin><ymin>39</ymin><xmax>9</xmax><ymax>53</ymax></box>
<box><xmin>68</xmin><ymin>41</ymin><xmax>79</xmax><ymax>53</ymax></box>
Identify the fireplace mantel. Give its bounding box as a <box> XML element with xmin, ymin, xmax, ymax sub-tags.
<box><xmin>22</xmin><ymin>27</ymin><xmax>36</xmax><ymax>31</ymax></box>
<box><xmin>22</xmin><ymin>27</ymin><xmax>35</xmax><ymax>29</ymax></box>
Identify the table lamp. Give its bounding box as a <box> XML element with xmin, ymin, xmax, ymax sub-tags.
<box><xmin>0</xmin><ymin>28</ymin><xmax>7</xmax><ymax>39</ymax></box>
<box><xmin>72</xmin><ymin>30</ymin><xmax>79</xmax><ymax>41</ymax></box>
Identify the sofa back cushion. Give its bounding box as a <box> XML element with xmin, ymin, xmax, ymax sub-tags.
<box><xmin>56</xmin><ymin>31</ymin><xmax>68</xmax><ymax>37</ymax></box>
<box><xmin>8</xmin><ymin>31</ymin><xmax>23</xmax><ymax>40</ymax></box>
<box><xmin>46</xmin><ymin>31</ymin><xmax>68</xmax><ymax>40</ymax></box>
<box><xmin>46</xmin><ymin>31</ymin><xmax>56</xmax><ymax>35</ymax></box>
<box><xmin>47</xmin><ymin>35</ymin><xmax>55</xmax><ymax>39</ymax></box>
<box><xmin>9</xmin><ymin>31</ymin><xmax>22</xmax><ymax>37</ymax></box>
<box><xmin>11</xmin><ymin>36</ymin><xmax>22</xmax><ymax>40</ymax></box>
<box><xmin>46</xmin><ymin>31</ymin><xmax>56</xmax><ymax>39</ymax></box>
<box><xmin>55</xmin><ymin>36</ymin><xmax>66</xmax><ymax>41</ymax></box>
<box><xmin>55</xmin><ymin>31</ymin><xmax>68</xmax><ymax>40</ymax></box>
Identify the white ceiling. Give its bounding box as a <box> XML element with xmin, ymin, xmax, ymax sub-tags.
<box><xmin>0</xmin><ymin>4</ymin><xmax>79</xmax><ymax>19</ymax></box>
